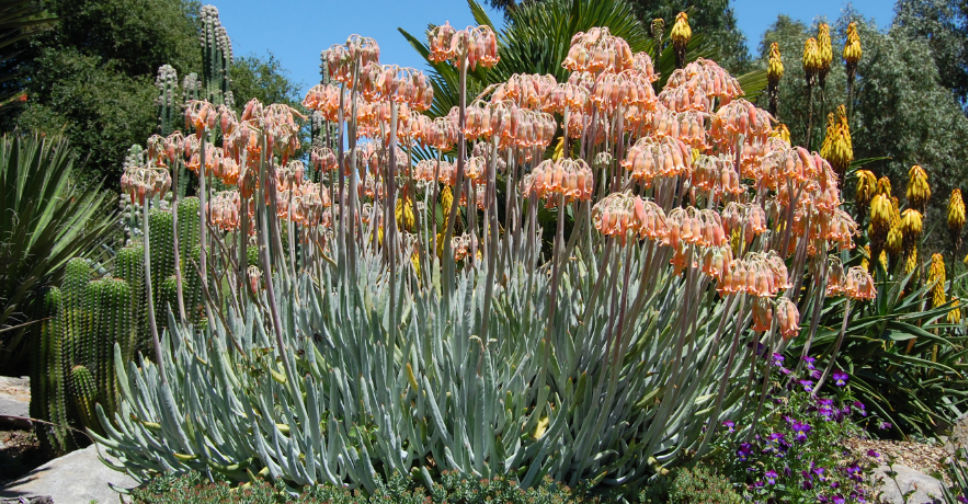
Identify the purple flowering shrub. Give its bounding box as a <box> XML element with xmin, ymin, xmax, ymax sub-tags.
<box><xmin>712</xmin><ymin>355</ymin><xmax>881</xmax><ymax>504</ymax></box>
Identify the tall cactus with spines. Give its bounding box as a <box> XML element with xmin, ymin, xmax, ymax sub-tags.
<box><xmin>62</xmin><ymin>259</ymin><xmax>93</xmax><ymax>369</ymax></box>
<box><xmin>69</xmin><ymin>365</ymin><xmax>98</xmax><ymax>435</ymax></box>
<box><xmin>30</xmin><ymin>287</ymin><xmax>73</xmax><ymax>454</ymax></box>
<box><xmin>176</xmin><ymin>197</ymin><xmax>205</xmax><ymax>324</ymax></box>
<box><xmin>92</xmin><ymin>277</ymin><xmax>133</xmax><ymax>415</ymax></box>
<box><xmin>115</xmin><ymin>244</ymin><xmax>146</xmax><ymax>352</ymax></box>
<box><xmin>200</xmin><ymin>5</ymin><xmax>232</xmax><ymax>106</ymax></box>
<box><xmin>155</xmin><ymin>65</ymin><xmax>180</xmax><ymax>136</ymax></box>
<box><xmin>149</xmin><ymin>208</ymin><xmax>175</xmax><ymax>330</ymax></box>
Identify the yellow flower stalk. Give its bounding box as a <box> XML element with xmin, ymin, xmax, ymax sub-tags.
<box><xmin>671</xmin><ymin>12</ymin><xmax>691</xmax><ymax>68</ymax></box>
<box><xmin>803</xmin><ymin>37</ymin><xmax>822</xmax><ymax>80</ymax></box>
<box><xmin>844</xmin><ymin>22</ymin><xmax>862</xmax><ymax>67</ymax></box>
<box><xmin>768</xmin><ymin>42</ymin><xmax>784</xmax><ymax>85</ymax></box>
<box><xmin>671</xmin><ymin>12</ymin><xmax>692</xmax><ymax>50</ymax></box>
<box><xmin>948</xmin><ymin>297</ymin><xmax>962</xmax><ymax>324</ymax></box>
<box><xmin>904</xmin><ymin>246</ymin><xmax>918</xmax><ymax>275</ymax></box>
<box><xmin>876</xmin><ymin>176</ymin><xmax>892</xmax><ymax>197</ymax></box>
<box><xmin>861</xmin><ymin>245</ymin><xmax>871</xmax><ymax>271</ymax></box>
<box><xmin>817</xmin><ymin>23</ymin><xmax>833</xmax><ymax>81</ymax></box>
<box><xmin>820</xmin><ymin>105</ymin><xmax>853</xmax><ymax>178</ymax></box>
<box><xmin>879</xmin><ymin>249</ymin><xmax>889</xmax><ymax>271</ymax></box>
<box><xmin>900</xmin><ymin>208</ymin><xmax>922</xmax><ymax>251</ymax></box>
<box><xmin>928</xmin><ymin>253</ymin><xmax>946</xmax><ymax>308</ymax></box>
<box><xmin>553</xmin><ymin>136</ymin><xmax>565</xmax><ymax>161</ymax></box>
<box><xmin>410</xmin><ymin>251</ymin><xmax>421</xmax><ymax>279</ymax></box>
<box><xmin>869</xmin><ymin>193</ymin><xmax>893</xmax><ymax>238</ymax></box>
<box><xmin>855</xmin><ymin>169</ymin><xmax>876</xmax><ymax>209</ymax></box>
<box><xmin>948</xmin><ymin>188</ymin><xmax>965</xmax><ymax>234</ymax></box>
<box><xmin>820</xmin><ymin>112</ymin><xmax>836</xmax><ymax>156</ymax></box>
<box><xmin>906</xmin><ymin>164</ymin><xmax>931</xmax><ymax>211</ymax></box>
<box><xmin>771</xmin><ymin>123</ymin><xmax>791</xmax><ymax>145</ymax></box>
<box><xmin>441</xmin><ymin>185</ymin><xmax>454</xmax><ymax>220</ymax></box>
<box><xmin>396</xmin><ymin>195</ymin><xmax>416</xmax><ymax>232</ymax></box>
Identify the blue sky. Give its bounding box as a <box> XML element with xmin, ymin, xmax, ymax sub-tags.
<box><xmin>207</xmin><ymin>0</ymin><xmax>895</xmax><ymax>98</ymax></box>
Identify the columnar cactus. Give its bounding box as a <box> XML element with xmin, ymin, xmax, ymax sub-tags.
<box><xmin>155</xmin><ymin>65</ymin><xmax>180</xmax><ymax>136</ymax></box>
<box><xmin>200</xmin><ymin>5</ymin><xmax>232</xmax><ymax>106</ymax></box>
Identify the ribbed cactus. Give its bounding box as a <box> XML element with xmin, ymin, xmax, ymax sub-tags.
<box><xmin>32</xmin><ymin>199</ymin><xmax>202</xmax><ymax>455</ymax></box>
<box><xmin>115</xmin><ymin>244</ymin><xmax>147</xmax><ymax>352</ymax></box>
<box><xmin>149</xmin><ymin>209</ymin><xmax>175</xmax><ymax>326</ymax></box>
<box><xmin>200</xmin><ymin>5</ymin><xmax>232</xmax><ymax>106</ymax></box>
<box><xmin>30</xmin><ymin>287</ymin><xmax>72</xmax><ymax>454</ymax></box>
<box><xmin>69</xmin><ymin>365</ymin><xmax>98</xmax><ymax>435</ymax></box>
<box><xmin>155</xmin><ymin>64</ymin><xmax>180</xmax><ymax>136</ymax></box>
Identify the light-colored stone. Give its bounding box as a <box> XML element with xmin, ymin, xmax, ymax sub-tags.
<box><xmin>873</xmin><ymin>463</ymin><xmax>946</xmax><ymax>504</ymax></box>
<box><xmin>947</xmin><ymin>414</ymin><xmax>968</xmax><ymax>457</ymax></box>
<box><xmin>0</xmin><ymin>375</ymin><xmax>30</xmax><ymax>428</ymax></box>
<box><xmin>0</xmin><ymin>443</ymin><xmax>135</xmax><ymax>504</ymax></box>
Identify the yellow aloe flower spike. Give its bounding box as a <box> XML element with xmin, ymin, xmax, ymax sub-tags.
<box><xmin>876</xmin><ymin>176</ymin><xmax>892</xmax><ymax>197</ymax></box>
<box><xmin>671</xmin><ymin>12</ymin><xmax>692</xmax><ymax>49</ymax></box>
<box><xmin>904</xmin><ymin>246</ymin><xmax>918</xmax><ymax>275</ymax></box>
<box><xmin>948</xmin><ymin>298</ymin><xmax>962</xmax><ymax>324</ymax></box>
<box><xmin>855</xmin><ymin>170</ymin><xmax>876</xmax><ymax>209</ymax></box>
<box><xmin>844</xmin><ymin>22</ymin><xmax>862</xmax><ymax>67</ymax></box>
<box><xmin>395</xmin><ymin>194</ymin><xmax>416</xmax><ymax>232</ymax></box>
<box><xmin>906</xmin><ymin>164</ymin><xmax>930</xmax><ymax>211</ymax></box>
<box><xmin>768</xmin><ymin>42</ymin><xmax>784</xmax><ymax>85</ymax></box>
<box><xmin>771</xmin><ymin>123</ymin><xmax>791</xmax><ymax>145</ymax></box>
<box><xmin>803</xmin><ymin>37</ymin><xmax>822</xmax><ymax>80</ymax></box>
<box><xmin>948</xmin><ymin>189</ymin><xmax>965</xmax><ymax>234</ymax></box>
<box><xmin>928</xmin><ymin>253</ymin><xmax>946</xmax><ymax>308</ymax></box>
<box><xmin>817</xmin><ymin>23</ymin><xmax>833</xmax><ymax>78</ymax></box>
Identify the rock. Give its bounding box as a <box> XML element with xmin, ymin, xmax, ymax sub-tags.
<box><xmin>873</xmin><ymin>463</ymin><xmax>946</xmax><ymax>504</ymax></box>
<box><xmin>946</xmin><ymin>413</ymin><xmax>968</xmax><ymax>457</ymax></box>
<box><xmin>0</xmin><ymin>443</ymin><xmax>135</xmax><ymax>504</ymax></box>
<box><xmin>0</xmin><ymin>376</ymin><xmax>30</xmax><ymax>428</ymax></box>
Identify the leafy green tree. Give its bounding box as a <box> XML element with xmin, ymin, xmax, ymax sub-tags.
<box><xmin>8</xmin><ymin>0</ymin><xmax>301</xmax><ymax>187</ymax></box>
<box><xmin>0</xmin><ymin>0</ymin><xmax>55</xmax><ymax>122</ymax></box>
<box><xmin>893</xmin><ymin>0</ymin><xmax>968</xmax><ymax>107</ymax></box>
<box><xmin>230</xmin><ymin>52</ymin><xmax>302</xmax><ymax>108</ymax></box>
<box><xmin>16</xmin><ymin>47</ymin><xmax>159</xmax><ymax>187</ymax></box>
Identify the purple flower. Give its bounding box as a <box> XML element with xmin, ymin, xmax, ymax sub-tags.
<box><xmin>853</xmin><ymin>401</ymin><xmax>867</xmax><ymax>416</ymax></box>
<box><xmin>772</xmin><ymin>353</ymin><xmax>785</xmax><ymax>367</ymax></box>
<box><xmin>866</xmin><ymin>449</ymin><xmax>880</xmax><ymax>458</ymax></box>
<box><xmin>956</xmin><ymin>495</ymin><xmax>968</xmax><ymax>504</ymax></box>
<box><xmin>799</xmin><ymin>379</ymin><xmax>814</xmax><ymax>392</ymax></box>
<box><xmin>833</xmin><ymin>496</ymin><xmax>845</xmax><ymax>504</ymax></box>
<box><xmin>737</xmin><ymin>442</ymin><xmax>752</xmax><ymax>461</ymax></box>
<box><xmin>878</xmin><ymin>421</ymin><xmax>893</xmax><ymax>431</ymax></box>
<box><xmin>803</xmin><ymin>356</ymin><xmax>816</xmax><ymax>369</ymax></box>
<box><xmin>792</xmin><ymin>421</ymin><xmax>812</xmax><ymax>442</ymax></box>
<box><xmin>722</xmin><ymin>420</ymin><xmax>735</xmax><ymax>433</ymax></box>
<box><xmin>832</xmin><ymin>370</ymin><xmax>849</xmax><ymax>387</ymax></box>
<box><xmin>765</xmin><ymin>469</ymin><xmax>778</xmax><ymax>485</ymax></box>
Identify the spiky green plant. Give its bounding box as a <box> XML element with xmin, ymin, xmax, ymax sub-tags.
<box><xmin>0</xmin><ymin>132</ymin><xmax>115</xmax><ymax>372</ymax></box>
